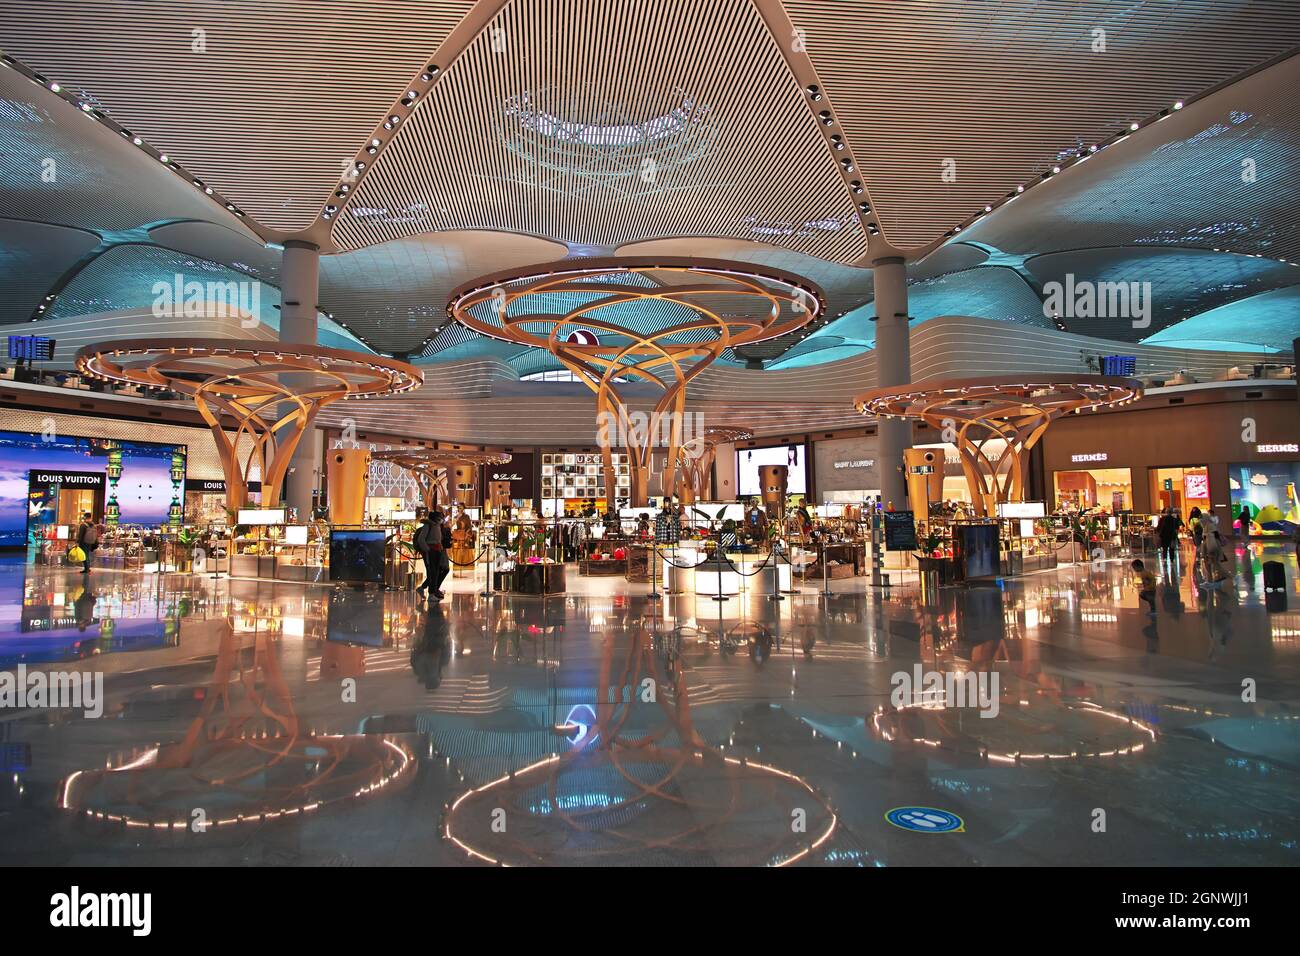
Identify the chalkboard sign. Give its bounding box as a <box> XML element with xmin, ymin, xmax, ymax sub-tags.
<box><xmin>883</xmin><ymin>510</ymin><xmax>918</xmax><ymax>551</ymax></box>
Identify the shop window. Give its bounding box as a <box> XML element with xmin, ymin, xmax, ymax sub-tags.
<box><xmin>1229</xmin><ymin>461</ymin><xmax>1300</xmax><ymax>535</ymax></box>
<box><xmin>1053</xmin><ymin>467</ymin><xmax>1132</xmax><ymax>512</ymax></box>
<box><xmin>1149</xmin><ymin>465</ymin><xmax>1209</xmax><ymax>516</ymax></box>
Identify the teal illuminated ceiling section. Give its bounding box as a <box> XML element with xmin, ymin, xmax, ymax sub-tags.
<box><xmin>1026</xmin><ymin>246</ymin><xmax>1300</xmax><ymax>340</ymax></box>
<box><xmin>41</xmin><ymin>244</ymin><xmax>369</xmax><ymax>352</ymax></box>
<box><xmin>769</xmin><ymin>266</ymin><xmax>1051</xmax><ymax>369</ymax></box>
<box><xmin>1142</xmin><ymin>285</ymin><xmax>1300</xmax><ymax>352</ymax></box>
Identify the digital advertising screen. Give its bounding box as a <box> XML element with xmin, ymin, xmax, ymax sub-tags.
<box><xmin>329</xmin><ymin>529</ymin><xmax>387</xmax><ymax>583</ymax></box>
<box><xmin>735</xmin><ymin>443</ymin><xmax>808</xmax><ymax>498</ymax></box>
<box><xmin>1230</xmin><ymin>461</ymin><xmax>1300</xmax><ymax>535</ymax></box>
<box><xmin>0</xmin><ymin>429</ymin><xmax>186</xmax><ymax>547</ymax></box>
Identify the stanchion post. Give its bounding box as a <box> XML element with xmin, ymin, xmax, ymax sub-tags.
<box><xmin>480</xmin><ymin>519</ymin><xmax>493</xmax><ymax>598</ymax></box>
<box><xmin>820</xmin><ymin>540</ymin><xmax>832</xmax><ymax>597</ymax></box>
<box><xmin>648</xmin><ymin>542</ymin><xmax>662</xmax><ymax>601</ymax></box>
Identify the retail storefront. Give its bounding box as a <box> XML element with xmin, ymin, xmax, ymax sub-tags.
<box><xmin>1039</xmin><ymin>382</ymin><xmax>1298</xmax><ymax>534</ymax></box>
<box><xmin>813</xmin><ymin>436</ymin><xmax>879</xmax><ymax>504</ymax></box>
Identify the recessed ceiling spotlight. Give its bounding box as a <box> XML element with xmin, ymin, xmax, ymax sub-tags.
<box><xmin>1051</xmin><ymin>166</ymin><xmax>1061</xmax><ymax>174</ymax></box>
<box><xmin>427</xmin><ymin>64</ymin><xmax>439</xmax><ymax>74</ymax></box>
<box><xmin>49</xmin><ymin>82</ymin><xmax>60</xmax><ymax>92</ymax></box>
<box><xmin>355</xmin><ymin>161</ymin><xmax>366</xmax><ymax>170</ymax></box>
<box><xmin>389</xmin><ymin>115</ymin><xmax>400</xmax><ymax>124</ymax></box>
<box><xmin>366</xmin><ymin>146</ymin><xmax>377</xmax><ymax>155</ymax></box>
<box><xmin>1129</xmin><ymin>122</ymin><xmax>1139</xmax><ymax>131</ymax></box>
<box><xmin>159</xmin><ymin>153</ymin><xmax>169</xmax><ymax>163</ymax></box>
<box><xmin>984</xmin><ymin>205</ymin><xmax>992</xmax><ymax>212</ymax></box>
<box><xmin>1173</xmin><ymin>100</ymin><xmax>1184</xmax><ymax>110</ymax></box>
<box><xmin>204</xmin><ymin>187</ymin><xmax>213</xmax><ymax>195</ymax></box>
<box><xmin>371</xmin><ymin>138</ymin><xmax>381</xmax><ymax>147</ymax></box>
<box><xmin>80</xmin><ymin>102</ymin><xmax>92</xmax><ymax>112</ymax></box>
<box><xmin>420</xmin><ymin>72</ymin><xmax>432</xmax><ymax>82</ymax></box>
<box><xmin>858</xmin><ymin>201</ymin><xmax>871</xmax><ymax>212</ymax></box>
<box><xmin>132</xmin><ymin>136</ymin><xmax>142</xmax><ymax>145</ymax></box>
<box><xmin>383</xmin><ymin>122</ymin><xmax>393</xmax><ymax>130</ymax></box>
<box><xmin>339</xmin><ymin>184</ymin><xmax>350</xmax><ymax>193</ymax></box>
<box><xmin>405</xmin><ymin>90</ymin><xmax>417</xmax><ymax>100</ymax></box>
<box><xmin>1016</xmin><ymin>185</ymin><xmax>1025</xmax><ymax>193</ymax></box>
<box><xmin>1089</xmin><ymin>144</ymin><xmax>1098</xmax><ymax>152</ymax></box>
<box><xmin>326</xmin><ymin>204</ymin><xmax>337</xmax><ymax>213</ymax></box>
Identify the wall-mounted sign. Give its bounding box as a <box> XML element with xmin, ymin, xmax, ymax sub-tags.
<box><xmin>1257</xmin><ymin>443</ymin><xmax>1299</xmax><ymax>454</ymax></box>
<box><xmin>833</xmin><ymin>459</ymin><xmax>875</xmax><ymax>470</ymax></box>
<box><xmin>1070</xmin><ymin>453</ymin><xmax>1108</xmax><ymax>463</ymax></box>
<box><xmin>29</xmin><ymin>470</ymin><xmax>104</xmax><ymax>488</ymax></box>
<box><xmin>997</xmin><ymin>501</ymin><xmax>1046</xmax><ymax>518</ymax></box>
<box><xmin>489</xmin><ymin>451</ymin><xmax>534</xmax><ymax>501</ymax></box>
<box><xmin>237</xmin><ymin>508</ymin><xmax>285</xmax><ymax>526</ymax></box>
<box><xmin>184</xmin><ymin>479</ymin><xmax>261</xmax><ymax>494</ymax></box>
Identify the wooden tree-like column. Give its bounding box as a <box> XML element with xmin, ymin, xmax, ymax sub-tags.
<box><xmin>676</xmin><ymin>426</ymin><xmax>753</xmax><ymax>504</ymax></box>
<box><xmin>77</xmin><ymin>339</ymin><xmax>422</xmax><ymax>513</ymax></box>
<box><xmin>854</xmin><ymin>376</ymin><xmax>1142</xmax><ymax>517</ymax></box>
<box><xmin>369</xmin><ymin>448</ymin><xmax>512</xmax><ymax>511</ymax></box>
<box><xmin>449</xmin><ymin>257</ymin><xmax>822</xmax><ymax>506</ymax></box>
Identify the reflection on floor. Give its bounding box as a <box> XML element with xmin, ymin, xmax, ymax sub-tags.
<box><xmin>1</xmin><ymin>543</ymin><xmax>1297</xmax><ymax>866</ymax></box>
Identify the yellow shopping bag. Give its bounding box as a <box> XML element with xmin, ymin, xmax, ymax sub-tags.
<box><xmin>67</xmin><ymin>545</ymin><xmax>86</xmax><ymax>564</ymax></box>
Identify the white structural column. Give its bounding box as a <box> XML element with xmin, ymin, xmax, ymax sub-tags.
<box><xmin>280</xmin><ymin>241</ymin><xmax>322</xmax><ymax>518</ymax></box>
<box><xmin>872</xmin><ymin>254</ymin><xmax>911</xmax><ymax>510</ymax></box>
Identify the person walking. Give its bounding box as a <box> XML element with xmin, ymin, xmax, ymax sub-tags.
<box><xmin>414</xmin><ymin>511</ymin><xmax>450</xmax><ymax>601</ymax></box>
<box><xmin>1155</xmin><ymin>508</ymin><xmax>1180</xmax><ymax>565</ymax></box>
<box><xmin>75</xmin><ymin>512</ymin><xmax>99</xmax><ymax>574</ymax></box>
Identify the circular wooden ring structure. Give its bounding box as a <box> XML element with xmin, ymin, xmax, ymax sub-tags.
<box><xmin>448</xmin><ymin>257</ymin><xmax>823</xmax><ymax>505</ymax></box>
<box><xmin>369</xmin><ymin>448</ymin><xmax>511</xmax><ymax>511</ymax></box>
<box><xmin>676</xmin><ymin>425</ymin><xmax>754</xmax><ymax>504</ymax></box>
<box><xmin>854</xmin><ymin>375</ymin><xmax>1142</xmax><ymax>516</ymax></box>
<box><xmin>76</xmin><ymin>339</ymin><xmax>423</xmax><ymax>512</ymax></box>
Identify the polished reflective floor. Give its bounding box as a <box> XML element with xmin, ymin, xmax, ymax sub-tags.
<box><xmin>1</xmin><ymin>544</ymin><xmax>1297</xmax><ymax>866</ymax></box>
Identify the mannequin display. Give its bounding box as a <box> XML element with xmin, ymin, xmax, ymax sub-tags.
<box><xmin>450</xmin><ymin>511</ymin><xmax>476</xmax><ymax>576</ymax></box>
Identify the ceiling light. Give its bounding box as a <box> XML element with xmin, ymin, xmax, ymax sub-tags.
<box><xmin>1129</xmin><ymin>122</ymin><xmax>1139</xmax><ymax>131</ymax></box>
<box><xmin>389</xmin><ymin>115</ymin><xmax>400</xmax><ymax>124</ymax></box>
<box><xmin>984</xmin><ymin>205</ymin><xmax>992</xmax><ymax>212</ymax></box>
<box><xmin>1173</xmin><ymin>100</ymin><xmax>1184</xmax><ymax>110</ymax></box>
<box><xmin>850</xmin><ymin>180</ymin><xmax>863</xmax><ymax>194</ymax></box>
<box><xmin>420</xmin><ymin>73</ymin><xmax>432</xmax><ymax>82</ymax></box>
<box><xmin>1051</xmin><ymin>166</ymin><xmax>1060</xmax><ymax>174</ymax></box>
<box><xmin>383</xmin><ymin>122</ymin><xmax>393</xmax><ymax>130</ymax></box>
<box><xmin>204</xmin><ymin>187</ymin><xmax>213</xmax><ymax>195</ymax></box>
<box><xmin>371</xmin><ymin>138</ymin><xmax>381</xmax><ymax>147</ymax></box>
<box><xmin>159</xmin><ymin>154</ymin><xmax>169</xmax><ymax>163</ymax></box>
<box><xmin>1016</xmin><ymin>185</ymin><xmax>1025</xmax><ymax>193</ymax></box>
<box><xmin>132</xmin><ymin>137</ymin><xmax>142</xmax><ymax>145</ymax></box>
<box><xmin>49</xmin><ymin>82</ymin><xmax>60</xmax><ymax>92</ymax></box>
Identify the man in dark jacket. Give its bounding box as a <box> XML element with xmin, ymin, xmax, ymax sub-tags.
<box><xmin>75</xmin><ymin>512</ymin><xmax>99</xmax><ymax>574</ymax></box>
<box><xmin>414</xmin><ymin>511</ymin><xmax>449</xmax><ymax>601</ymax></box>
<box><xmin>1155</xmin><ymin>509</ymin><xmax>1181</xmax><ymax>564</ymax></box>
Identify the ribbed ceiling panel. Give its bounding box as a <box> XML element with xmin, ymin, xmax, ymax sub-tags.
<box><xmin>319</xmin><ymin>231</ymin><xmax>567</xmax><ymax>352</ymax></box>
<box><xmin>332</xmin><ymin>0</ymin><xmax>868</xmax><ymax>262</ymax></box>
<box><xmin>0</xmin><ymin>0</ymin><xmax>475</xmax><ymax>232</ymax></box>
<box><xmin>783</xmin><ymin>0</ymin><xmax>1300</xmax><ymax>249</ymax></box>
